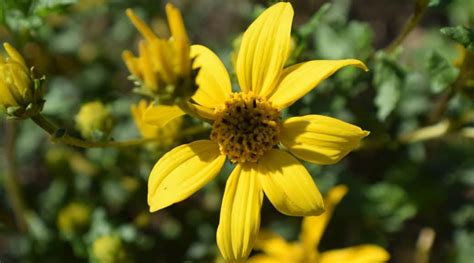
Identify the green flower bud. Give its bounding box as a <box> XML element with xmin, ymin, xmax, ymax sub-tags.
<box><xmin>0</xmin><ymin>43</ymin><xmax>44</xmax><ymax>118</ymax></box>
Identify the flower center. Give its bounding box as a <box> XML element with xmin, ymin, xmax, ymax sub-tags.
<box><xmin>211</xmin><ymin>92</ymin><xmax>281</xmax><ymax>163</ymax></box>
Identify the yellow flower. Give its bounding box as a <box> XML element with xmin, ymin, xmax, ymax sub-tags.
<box><xmin>122</xmin><ymin>4</ymin><xmax>194</xmax><ymax>103</ymax></box>
<box><xmin>57</xmin><ymin>202</ymin><xmax>90</xmax><ymax>235</ymax></box>
<box><xmin>75</xmin><ymin>101</ymin><xmax>113</xmax><ymax>139</ymax></box>
<box><xmin>145</xmin><ymin>3</ymin><xmax>369</xmax><ymax>262</ymax></box>
<box><xmin>248</xmin><ymin>185</ymin><xmax>390</xmax><ymax>263</ymax></box>
<box><xmin>92</xmin><ymin>235</ymin><xmax>129</xmax><ymax>263</ymax></box>
<box><xmin>130</xmin><ymin>99</ymin><xmax>182</xmax><ymax>148</ymax></box>
<box><xmin>0</xmin><ymin>43</ymin><xmax>43</xmax><ymax>118</ymax></box>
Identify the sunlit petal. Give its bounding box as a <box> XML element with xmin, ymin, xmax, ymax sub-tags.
<box><xmin>300</xmin><ymin>185</ymin><xmax>348</xmax><ymax>250</ymax></box>
<box><xmin>144</xmin><ymin>104</ymin><xmax>185</xmax><ymax>128</ymax></box>
<box><xmin>281</xmin><ymin>115</ymin><xmax>369</xmax><ymax>165</ymax></box>
<box><xmin>319</xmin><ymin>244</ymin><xmax>390</xmax><ymax>263</ymax></box>
<box><xmin>236</xmin><ymin>2</ymin><xmax>293</xmax><ymax>96</ymax></box>
<box><xmin>190</xmin><ymin>45</ymin><xmax>231</xmax><ymax>109</ymax></box>
<box><xmin>148</xmin><ymin>140</ymin><xmax>225</xmax><ymax>212</ymax></box>
<box><xmin>217</xmin><ymin>164</ymin><xmax>263</xmax><ymax>262</ymax></box>
<box><xmin>269</xmin><ymin>59</ymin><xmax>368</xmax><ymax>109</ymax></box>
<box><xmin>258</xmin><ymin>149</ymin><xmax>324</xmax><ymax>216</ymax></box>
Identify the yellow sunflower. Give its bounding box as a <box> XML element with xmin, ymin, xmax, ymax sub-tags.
<box><xmin>145</xmin><ymin>2</ymin><xmax>368</xmax><ymax>262</ymax></box>
<box><xmin>248</xmin><ymin>185</ymin><xmax>390</xmax><ymax>263</ymax></box>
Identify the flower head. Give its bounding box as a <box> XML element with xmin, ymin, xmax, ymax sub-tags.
<box><xmin>92</xmin><ymin>235</ymin><xmax>129</xmax><ymax>263</ymax></box>
<box><xmin>57</xmin><ymin>202</ymin><xmax>91</xmax><ymax>236</ymax></box>
<box><xmin>248</xmin><ymin>185</ymin><xmax>390</xmax><ymax>263</ymax></box>
<box><xmin>75</xmin><ymin>101</ymin><xmax>114</xmax><ymax>139</ymax></box>
<box><xmin>0</xmin><ymin>43</ymin><xmax>44</xmax><ymax>118</ymax></box>
<box><xmin>145</xmin><ymin>2</ymin><xmax>369</xmax><ymax>262</ymax></box>
<box><xmin>123</xmin><ymin>4</ymin><xmax>196</xmax><ymax>103</ymax></box>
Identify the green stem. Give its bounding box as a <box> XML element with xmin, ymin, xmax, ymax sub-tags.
<box><xmin>30</xmin><ymin>113</ymin><xmax>206</xmax><ymax>148</ymax></box>
<box><xmin>385</xmin><ymin>0</ymin><xmax>428</xmax><ymax>53</ymax></box>
<box><xmin>3</xmin><ymin>120</ymin><xmax>28</xmax><ymax>232</ymax></box>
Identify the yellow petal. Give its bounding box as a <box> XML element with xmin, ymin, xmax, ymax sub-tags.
<box><xmin>122</xmin><ymin>50</ymin><xmax>140</xmax><ymax>77</ymax></box>
<box><xmin>191</xmin><ymin>103</ymin><xmax>216</xmax><ymax>120</ymax></box>
<box><xmin>165</xmin><ymin>3</ymin><xmax>190</xmax><ymax>75</ymax></box>
<box><xmin>217</xmin><ymin>164</ymin><xmax>263</xmax><ymax>262</ymax></box>
<box><xmin>319</xmin><ymin>245</ymin><xmax>390</xmax><ymax>263</ymax></box>
<box><xmin>190</xmin><ymin>45</ymin><xmax>231</xmax><ymax>109</ymax></box>
<box><xmin>148</xmin><ymin>140</ymin><xmax>225</xmax><ymax>212</ymax></box>
<box><xmin>126</xmin><ymin>9</ymin><xmax>157</xmax><ymax>43</ymax></box>
<box><xmin>235</xmin><ymin>2</ymin><xmax>293</xmax><ymax>96</ymax></box>
<box><xmin>246</xmin><ymin>255</ymin><xmax>285</xmax><ymax>263</ymax></box>
<box><xmin>144</xmin><ymin>104</ymin><xmax>185</xmax><ymax>128</ymax></box>
<box><xmin>300</xmin><ymin>185</ymin><xmax>348</xmax><ymax>250</ymax></box>
<box><xmin>253</xmin><ymin>230</ymin><xmax>293</xmax><ymax>258</ymax></box>
<box><xmin>138</xmin><ymin>41</ymin><xmax>158</xmax><ymax>92</ymax></box>
<box><xmin>269</xmin><ymin>59</ymin><xmax>368</xmax><ymax>109</ymax></box>
<box><xmin>257</xmin><ymin>149</ymin><xmax>324</xmax><ymax>216</ymax></box>
<box><xmin>281</xmin><ymin>115</ymin><xmax>369</xmax><ymax>165</ymax></box>
<box><xmin>3</xmin><ymin>43</ymin><xmax>26</xmax><ymax>66</ymax></box>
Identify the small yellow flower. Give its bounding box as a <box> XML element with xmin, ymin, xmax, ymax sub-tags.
<box><xmin>57</xmin><ymin>202</ymin><xmax>90</xmax><ymax>235</ymax></box>
<box><xmin>122</xmin><ymin>4</ymin><xmax>195</xmax><ymax>103</ymax></box>
<box><xmin>92</xmin><ymin>235</ymin><xmax>129</xmax><ymax>263</ymax></box>
<box><xmin>145</xmin><ymin>3</ymin><xmax>369</xmax><ymax>261</ymax></box>
<box><xmin>130</xmin><ymin>99</ymin><xmax>182</xmax><ymax>148</ymax></box>
<box><xmin>248</xmin><ymin>185</ymin><xmax>390</xmax><ymax>263</ymax></box>
<box><xmin>0</xmin><ymin>43</ymin><xmax>43</xmax><ymax>118</ymax></box>
<box><xmin>75</xmin><ymin>101</ymin><xmax>113</xmax><ymax>139</ymax></box>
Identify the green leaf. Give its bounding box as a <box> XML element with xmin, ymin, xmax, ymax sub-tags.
<box><xmin>440</xmin><ymin>26</ymin><xmax>474</xmax><ymax>52</ymax></box>
<box><xmin>426</xmin><ymin>51</ymin><xmax>460</xmax><ymax>93</ymax></box>
<box><xmin>373</xmin><ymin>52</ymin><xmax>405</xmax><ymax>121</ymax></box>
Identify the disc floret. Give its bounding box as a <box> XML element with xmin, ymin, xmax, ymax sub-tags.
<box><xmin>211</xmin><ymin>92</ymin><xmax>281</xmax><ymax>163</ymax></box>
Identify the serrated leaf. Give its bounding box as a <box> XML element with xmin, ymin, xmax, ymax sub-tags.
<box><xmin>441</xmin><ymin>26</ymin><xmax>474</xmax><ymax>52</ymax></box>
<box><xmin>426</xmin><ymin>51</ymin><xmax>460</xmax><ymax>93</ymax></box>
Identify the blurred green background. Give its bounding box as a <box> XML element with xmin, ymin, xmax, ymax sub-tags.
<box><xmin>1</xmin><ymin>0</ymin><xmax>474</xmax><ymax>262</ymax></box>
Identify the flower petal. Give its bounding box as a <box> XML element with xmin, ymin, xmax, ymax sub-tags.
<box><xmin>190</xmin><ymin>45</ymin><xmax>231</xmax><ymax>109</ymax></box>
<box><xmin>281</xmin><ymin>115</ymin><xmax>369</xmax><ymax>165</ymax></box>
<box><xmin>165</xmin><ymin>3</ymin><xmax>190</xmax><ymax>76</ymax></box>
<box><xmin>300</xmin><ymin>185</ymin><xmax>348</xmax><ymax>251</ymax></box>
<box><xmin>3</xmin><ymin>43</ymin><xmax>26</xmax><ymax>66</ymax></box>
<box><xmin>253</xmin><ymin>231</ymin><xmax>294</xmax><ymax>258</ymax></box>
<box><xmin>236</xmin><ymin>2</ymin><xmax>293</xmax><ymax>96</ymax></box>
<box><xmin>269</xmin><ymin>59</ymin><xmax>368</xmax><ymax>109</ymax></box>
<box><xmin>258</xmin><ymin>149</ymin><xmax>324</xmax><ymax>216</ymax></box>
<box><xmin>247</xmin><ymin>255</ymin><xmax>285</xmax><ymax>263</ymax></box>
<box><xmin>319</xmin><ymin>245</ymin><xmax>390</xmax><ymax>263</ymax></box>
<box><xmin>148</xmin><ymin>140</ymin><xmax>225</xmax><ymax>212</ymax></box>
<box><xmin>143</xmin><ymin>104</ymin><xmax>185</xmax><ymax>128</ymax></box>
<box><xmin>217</xmin><ymin>164</ymin><xmax>263</xmax><ymax>262</ymax></box>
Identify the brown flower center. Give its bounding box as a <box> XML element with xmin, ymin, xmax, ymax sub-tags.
<box><xmin>211</xmin><ymin>92</ymin><xmax>281</xmax><ymax>163</ymax></box>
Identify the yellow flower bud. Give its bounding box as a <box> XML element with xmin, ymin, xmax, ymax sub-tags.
<box><xmin>57</xmin><ymin>202</ymin><xmax>91</xmax><ymax>235</ymax></box>
<box><xmin>122</xmin><ymin>4</ymin><xmax>197</xmax><ymax>104</ymax></box>
<box><xmin>92</xmin><ymin>235</ymin><xmax>129</xmax><ymax>263</ymax></box>
<box><xmin>0</xmin><ymin>43</ymin><xmax>44</xmax><ymax>118</ymax></box>
<box><xmin>75</xmin><ymin>101</ymin><xmax>114</xmax><ymax>140</ymax></box>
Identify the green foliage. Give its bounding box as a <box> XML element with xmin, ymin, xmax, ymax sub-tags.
<box><xmin>373</xmin><ymin>52</ymin><xmax>405</xmax><ymax>121</ymax></box>
<box><xmin>441</xmin><ymin>26</ymin><xmax>474</xmax><ymax>51</ymax></box>
<box><xmin>426</xmin><ymin>51</ymin><xmax>460</xmax><ymax>93</ymax></box>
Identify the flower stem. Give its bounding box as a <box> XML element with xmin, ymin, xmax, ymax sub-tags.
<box><xmin>385</xmin><ymin>0</ymin><xmax>428</xmax><ymax>53</ymax></box>
<box><xmin>30</xmin><ymin>113</ymin><xmax>207</xmax><ymax>148</ymax></box>
<box><xmin>3</xmin><ymin>120</ymin><xmax>28</xmax><ymax>232</ymax></box>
